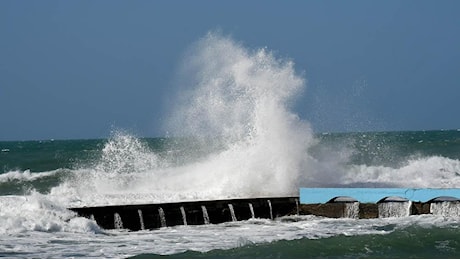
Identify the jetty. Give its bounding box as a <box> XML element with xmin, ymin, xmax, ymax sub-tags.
<box><xmin>69</xmin><ymin>197</ymin><xmax>298</xmax><ymax>231</ymax></box>
<box><xmin>69</xmin><ymin>188</ymin><xmax>460</xmax><ymax>231</ymax></box>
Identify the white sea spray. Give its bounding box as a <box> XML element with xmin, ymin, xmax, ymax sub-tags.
<box><xmin>52</xmin><ymin>32</ymin><xmax>317</xmax><ymax>206</ymax></box>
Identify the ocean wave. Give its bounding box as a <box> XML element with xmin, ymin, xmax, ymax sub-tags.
<box><xmin>0</xmin><ymin>169</ymin><xmax>77</xmax><ymax>196</ymax></box>
<box><xmin>342</xmin><ymin>156</ymin><xmax>460</xmax><ymax>188</ymax></box>
<box><xmin>47</xmin><ymin>33</ymin><xmax>314</xmax><ymax>207</ymax></box>
<box><xmin>133</xmin><ymin>221</ymin><xmax>460</xmax><ymax>258</ymax></box>
<box><xmin>0</xmin><ymin>169</ymin><xmax>61</xmax><ymax>183</ymax></box>
<box><xmin>0</xmin><ymin>193</ymin><xmax>104</xmax><ymax>234</ymax></box>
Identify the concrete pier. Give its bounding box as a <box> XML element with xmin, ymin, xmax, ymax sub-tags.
<box><xmin>69</xmin><ymin>197</ymin><xmax>299</xmax><ymax>231</ymax></box>
<box><xmin>68</xmin><ymin>188</ymin><xmax>460</xmax><ymax>231</ymax></box>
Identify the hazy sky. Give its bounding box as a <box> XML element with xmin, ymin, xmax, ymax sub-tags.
<box><xmin>1</xmin><ymin>0</ymin><xmax>459</xmax><ymax>141</ymax></box>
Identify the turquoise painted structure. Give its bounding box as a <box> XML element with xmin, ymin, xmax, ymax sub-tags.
<box><xmin>299</xmin><ymin>188</ymin><xmax>460</xmax><ymax>204</ymax></box>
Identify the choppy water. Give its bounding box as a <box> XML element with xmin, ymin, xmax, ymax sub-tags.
<box><xmin>1</xmin><ymin>32</ymin><xmax>460</xmax><ymax>258</ymax></box>
<box><xmin>1</xmin><ymin>130</ymin><xmax>459</xmax><ymax>258</ymax></box>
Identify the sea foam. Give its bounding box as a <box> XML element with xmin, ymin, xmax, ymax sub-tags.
<box><xmin>0</xmin><ymin>193</ymin><xmax>102</xmax><ymax>234</ymax></box>
<box><xmin>343</xmin><ymin>156</ymin><xmax>460</xmax><ymax>188</ymax></box>
<box><xmin>0</xmin><ymin>169</ymin><xmax>59</xmax><ymax>183</ymax></box>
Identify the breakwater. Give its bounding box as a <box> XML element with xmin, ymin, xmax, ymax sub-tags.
<box><xmin>69</xmin><ymin>197</ymin><xmax>299</xmax><ymax>231</ymax></box>
<box><xmin>69</xmin><ymin>188</ymin><xmax>460</xmax><ymax>230</ymax></box>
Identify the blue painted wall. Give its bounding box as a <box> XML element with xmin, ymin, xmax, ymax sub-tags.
<box><xmin>299</xmin><ymin>188</ymin><xmax>460</xmax><ymax>204</ymax></box>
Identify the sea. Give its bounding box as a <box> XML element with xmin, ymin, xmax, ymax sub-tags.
<box><xmin>2</xmin><ymin>33</ymin><xmax>460</xmax><ymax>258</ymax></box>
<box><xmin>1</xmin><ymin>130</ymin><xmax>460</xmax><ymax>258</ymax></box>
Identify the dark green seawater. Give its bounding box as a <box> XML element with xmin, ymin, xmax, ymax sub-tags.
<box><xmin>1</xmin><ymin>130</ymin><xmax>460</xmax><ymax>258</ymax></box>
<box><xmin>2</xmin><ymin>130</ymin><xmax>459</xmax><ymax>175</ymax></box>
<box><xmin>132</xmin><ymin>225</ymin><xmax>460</xmax><ymax>258</ymax></box>
<box><xmin>317</xmin><ymin>130</ymin><xmax>460</xmax><ymax>167</ymax></box>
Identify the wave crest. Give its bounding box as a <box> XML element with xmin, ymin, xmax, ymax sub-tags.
<box><xmin>342</xmin><ymin>156</ymin><xmax>460</xmax><ymax>188</ymax></box>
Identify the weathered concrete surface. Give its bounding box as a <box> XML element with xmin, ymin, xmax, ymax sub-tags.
<box><xmin>358</xmin><ymin>203</ymin><xmax>379</xmax><ymax>219</ymax></box>
<box><xmin>299</xmin><ymin>203</ymin><xmax>348</xmax><ymax>218</ymax></box>
<box><xmin>298</xmin><ymin>203</ymin><xmax>380</xmax><ymax>219</ymax></box>
<box><xmin>411</xmin><ymin>202</ymin><xmax>431</xmax><ymax>215</ymax></box>
<box><xmin>299</xmin><ymin>201</ymin><xmax>453</xmax><ymax>219</ymax></box>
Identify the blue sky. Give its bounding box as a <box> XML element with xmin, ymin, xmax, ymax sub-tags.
<box><xmin>1</xmin><ymin>0</ymin><xmax>459</xmax><ymax>141</ymax></box>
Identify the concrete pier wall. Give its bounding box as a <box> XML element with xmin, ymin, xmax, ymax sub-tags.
<box><xmin>69</xmin><ymin>188</ymin><xmax>460</xmax><ymax>231</ymax></box>
<box><xmin>69</xmin><ymin>197</ymin><xmax>299</xmax><ymax>231</ymax></box>
<box><xmin>296</xmin><ymin>200</ymin><xmax>458</xmax><ymax>219</ymax></box>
